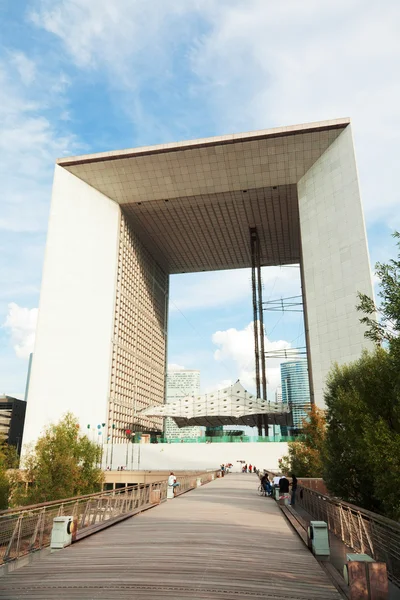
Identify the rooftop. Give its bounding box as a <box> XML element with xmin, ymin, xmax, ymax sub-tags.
<box><xmin>58</xmin><ymin>118</ymin><xmax>350</xmax><ymax>274</ymax></box>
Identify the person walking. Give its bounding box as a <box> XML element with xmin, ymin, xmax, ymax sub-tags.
<box><xmin>291</xmin><ymin>473</ymin><xmax>298</xmax><ymax>506</ymax></box>
<box><xmin>249</xmin><ymin>464</ymin><xmax>252</xmax><ymax>473</ymax></box>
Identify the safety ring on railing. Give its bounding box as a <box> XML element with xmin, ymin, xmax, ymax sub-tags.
<box><xmin>67</xmin><ymin>520</ymin><xmax>76</xmax><ymax>535</ymax></box>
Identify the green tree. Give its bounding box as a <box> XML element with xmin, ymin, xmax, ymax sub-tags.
<box><xmin>357</xmin><ymin>230</ymin><xmax>400</xmax><ymax>352</ymax></box>
<box><xmin>323</xmin><ymin>349</ymin><xmax>400</xmax><ymax>518</ymax></box>
<box><xmin>20</xmin><ymin>413</ymin><xmax>103</xmax><ymax>505</ymax></box>
<box><xmin>323</xmin><ymin>231</ymin><xmax>400</xmax><ymax>519</ymax></box>
<box><xmin>0</xmin><ymin>448</ymin><xmax>10</xmax><ymax>510</ymax></box>
<box><xmin>279</xmin><ymin>406</ymin><xmax>326</xmax><ymax>477</ymax></box>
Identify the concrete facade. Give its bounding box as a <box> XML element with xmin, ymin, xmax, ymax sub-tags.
<box><xmin>23</xmin><ymin>119</ymin><xmax>373</xmax><ymax>448</ymax></box>
<box><xmin>102</xmin><ymin>441</ymin><xmax>289</xmax><ymax>472</ymax></box>
<box><xmin>165</xmin><ymin>369</ymin><xmax>203</xmax><ymax>440</ymax></box>
<box><xmin>297</xmin><ymin>125</ymin><xmax>373</xmax><ymax>404</ymax></box>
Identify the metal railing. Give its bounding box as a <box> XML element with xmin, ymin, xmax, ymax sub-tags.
<box><xmin>297</xmin><ymin>485</ymin><xmax>400</xmax><ymax>587</ymax></box>
<box><xmin>0</xmin><ymin>470</ymin><xmax>218</xmax><ymax>565</ymax></box>
<box><xmin>157</xmin><ymin>436</ymin><xmax>295</xmax><ymax>443</ymax></box>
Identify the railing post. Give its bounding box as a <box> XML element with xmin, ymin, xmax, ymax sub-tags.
<box><xmin>4</xmin><ymin>515</ymin><xmax>23</xmax><ymax>561</ymax></box>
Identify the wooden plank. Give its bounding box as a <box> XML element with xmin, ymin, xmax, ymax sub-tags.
<box><xmin>0</xmin><ymin>474</ymin><xmax>343</xmax><ymax>599</ymax></box>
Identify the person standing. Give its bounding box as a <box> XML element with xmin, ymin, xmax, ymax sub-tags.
<box><xmin>279</xmin><ymin>476</ymin><xmax>290</xmax><ymax>495</ymax></box>
<box><xmin>249</xmin><ymin>464</ymin><xmax>252</xmax><ymax>473</ymax></box>
<box><xmin>291</xmin><ymin>474</ymin><xmax>298</xmax><ymax>506</ymax></box>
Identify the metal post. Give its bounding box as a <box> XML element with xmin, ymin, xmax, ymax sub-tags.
<box><xmin>255</xmin><ymin>231</ymin><xmax>267</xmax><ymax>403</ymax></box>
<box><xmin>255</xmin><ymin>228</ymin><xmax>268</xmax><ymax>436</ymax></box>
<box><xmin>250</xmin><ymin>228</ymin><xmax>262</xmax><ymax>436</ymax></box>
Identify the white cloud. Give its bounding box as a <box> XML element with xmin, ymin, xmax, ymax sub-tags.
<box><xmin>188</xmin><ymin>0</ymin><xmax>400</xmax><ymax>227</ymax></box>
<box><xmin>0</xmin><ymin>53</ymin><xmax>80</xmax><ymax>233</ymax></box>
<box><xmin>3</xmin><ymin>303</ymin><xmax>38</xmax><ymax>359</ymax></box>
<box><xmin>171</xmin><ymin>265</ymin><xmax>300</xmax><ymax>311</ymax></box>
<box><xmin>212</xmin><ymin>321</ymin><xmax>292</xmax><ymax>397</ymax></box>
<box><xmin>29</xmin><ymin>0</ymin><xmax>400</xmax><ymax>228</ymax></box>
<box><xmin>29</xmin><ymin>0</ymin><xmax>200</xmax><ymax>79</ymax></box>
<box><xmin>204</xmin><ymin>378</ymin><xmax>233</xmax><ymax>394</ymax></box>
<box><xmin>10</xmin><ymin>51</ymin><xmax>36</xmax><ymax>86</ymax></box>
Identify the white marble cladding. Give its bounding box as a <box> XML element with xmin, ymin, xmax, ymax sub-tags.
<box><xmin>22</xmin><ymin>166</ymin><xmax>120</xmax><ymax>447</ymax></box>
<box><xmin>298</xmin><ymin>125</ymin><xmax>374</xmax><ymax>407</ymax></box>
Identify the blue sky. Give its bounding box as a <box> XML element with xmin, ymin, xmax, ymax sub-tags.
<box><xmin>1</xmin><ymin>0</ymin><xmax>399</xmax><ymax>399</ymax></box>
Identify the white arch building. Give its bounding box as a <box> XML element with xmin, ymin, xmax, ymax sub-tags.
<box><xmin>23</xmin><ymin>118</ymin><xmax>373</xmax><ymax>447</ymax></box>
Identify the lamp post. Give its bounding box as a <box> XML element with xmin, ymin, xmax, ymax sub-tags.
<box><xmin>110</xmin><ymin>423</ymin><xmax>116</xmax><ymax>470</ymax></box>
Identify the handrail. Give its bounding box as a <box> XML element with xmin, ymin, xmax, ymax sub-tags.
<box><xmin>0</xmin><ymin>470</ymin><xmax>219</xmax><ymax>565</ymax></box>
<box><xmin>297</xmin><ymin>484</ymin><xmax>400</xmax><ymax>587</ymax></box>
<box><xmin>298</xmin><ymin>485</ymin><xmax>400</xmax><ymax>532</ymax></box>
<box><xmin>0</xmin><ymin>469</ymin><xmax>214</xmax><ymax>516</ymax></box>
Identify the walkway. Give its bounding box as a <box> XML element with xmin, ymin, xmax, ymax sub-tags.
<box><xmin>0</xmin><ymin>474</ymin><xmax>342</xmax><ymax>599</ymax></box>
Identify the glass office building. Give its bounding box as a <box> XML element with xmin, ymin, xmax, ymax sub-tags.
<box><xmin>281</xmin><ymin>361</ymin><xmax>311</xmax><ymax>433</ymax></box>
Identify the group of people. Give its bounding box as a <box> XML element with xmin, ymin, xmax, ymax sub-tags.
<box><xmin>220</xmin><ymin>463</ymin><xmax>233</xmax><ymax>475</ymax></box>
<box><xmin>242</xmin><ymin>463</ymin><xmax>257</xmax><ymax>473</ymax></box>
<box><xmin>260</xmin><ymin>472</ymin><xmax>298</xmax><ymax>505</ymax></box>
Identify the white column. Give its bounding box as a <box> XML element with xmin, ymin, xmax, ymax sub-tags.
<box><xmin>298</xmin><ymin>125</ymin><xmax>374</xmax><ymax>408</ymax></box>
<box><xmin>22</xmin><ymin>166</ymin><xmax>120</xmax><ymax>448</ymax></box>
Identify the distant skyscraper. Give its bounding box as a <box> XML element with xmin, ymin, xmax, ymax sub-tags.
<box><xmin>281</xmin><ymin>361</ymin><xmax>311</xmax><ymax>432</ymax></box>
<box><xmin>165</xmin><ymin>370</ymin><xmax>202</xmax><ymax>440</ymax></box>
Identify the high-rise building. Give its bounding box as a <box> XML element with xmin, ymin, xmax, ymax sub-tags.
<box><xmin>281</xmin><ymin>361</ymin><xmax>311</xmax><ymax>432</ymax></box>
<box><xmin>22</xmin><ymin>119</ymin><xmax>374</xmax><ymax>447</ymax></box>
<box><xmin>0</xmin><ymin>396</ymin><xmax>27</xmax><ymax>456</ymax></box>
<box><xmin>165</xmin><ymin>370</ymin><xmax>202</xmax><ymax>440</ymax></box>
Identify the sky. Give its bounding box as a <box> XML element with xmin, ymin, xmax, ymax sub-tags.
<box><xmin>1</xmin><ymin>0</ymin><xmax>399</xmax><ymax>401</ymax></box>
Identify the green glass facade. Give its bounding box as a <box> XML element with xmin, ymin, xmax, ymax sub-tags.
<box><xmin>281</xmin><ymin>360</ymin><xmax>311</xmax><ymax>432</ymax></box>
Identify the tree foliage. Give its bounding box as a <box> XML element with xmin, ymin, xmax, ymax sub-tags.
<box><xmin>0</xmin><ymin>448</ymin><xmax>10</xmax><ymax>510</ymax></box>
<box><xmin>324</xmin><ymin>233</ymin><xmax>400</xmax><ymax>519</ymax></box>
<box><xmin>279</xmin><ymin>406</ymin><xmax>326</xmax><ymax>477</ymax></box>
<box><xmin>20</xmin><ymin>413</ymin><xmax>103</xmax><ymax>505</ymax></box>
<box><xmin>323</xmin><ymin>349</ymin><xmax>400</xmax><ymax>519</ymax></box>
<box><xmin>357</xmin><ymin>230</ymin><xmax>400</xmax><ymax>352</ymax></box>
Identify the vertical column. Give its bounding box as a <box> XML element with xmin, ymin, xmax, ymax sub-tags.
<box><xmin>297</xmin><ymin>126</ymin><xmax>374</xmax><ymax>407</ymax></box>
<box><xmin>22</xmin><ymin>166</ymin><xmax>120</xmax><ymax>449</ymax></box>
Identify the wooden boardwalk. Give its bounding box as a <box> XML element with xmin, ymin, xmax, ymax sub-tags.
<box><xmin>0</xmin><ymin>474</ymin><xmax>342</xmax><ymax>599</ymax></box>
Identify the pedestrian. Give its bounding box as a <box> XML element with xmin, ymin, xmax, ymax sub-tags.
<box><xmin>291</xmin><ymin>473</ymin><xmax>298</xmax><ymax>506</ymax></box>
<box><xmin>249</xmin><ymin>464</ymin><xmax>252</xmax><ymax>473</ymax></box>
<box><xmin>273</xmin><ymin>474</ymin><xmax>281</xmax><ymax>487</ymax></box>
<box><xmin>279</xmin><ymin>475</ymin><xmax>290</xmax><ymax>505</ymax></box>
<box><xmin>261</xmin><ymin>473</ymin><xmax>272</xmax><ymax>496</ymax></box>
<box><xmin>168</xmin><ymin>472</ymin><xmax>180</xmax><ymax>495</ymax></box>
<box><xmin>244</xmin><ymin>464</ymin><xmax>248</xmax><ymax>473</ymax></box>
<box><xmin>253</xmin><ymin>466</ymin><xmax>257</xmax><ymax>475</ymax></box>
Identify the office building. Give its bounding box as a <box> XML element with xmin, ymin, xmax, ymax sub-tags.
<box><xmin>281</xmin><ymin>361</ymin><xmax>311</xmax><ymax>432</ymax></box>
<box><xmin>165</xmin><ymin>370</ymin><xmax>202</xmax><ymax>440</ymax></box>
<box><xmin>22</xmin><ymin>119</ymin><xmax>373</xmax><ymax>446</ymax></box>
<box><xmin>0</xmin><ymin>396</ymin><xmax>27</xmax><ymax>456</ymax></box>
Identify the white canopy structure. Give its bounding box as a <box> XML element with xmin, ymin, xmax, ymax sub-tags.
<box><xmin>140</xmin><ymin>381</ymin><xmax>292</xmax><ymax>428</ymax></box>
